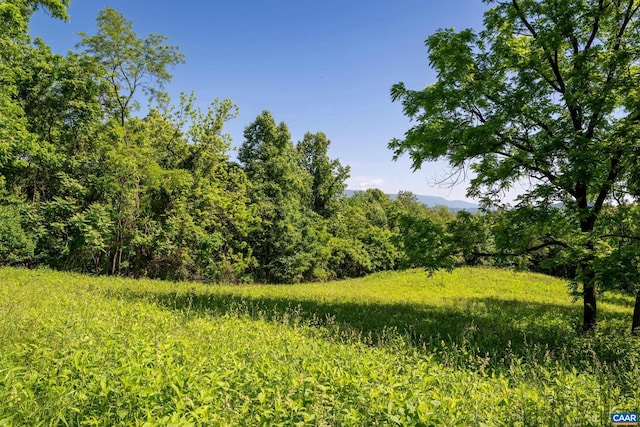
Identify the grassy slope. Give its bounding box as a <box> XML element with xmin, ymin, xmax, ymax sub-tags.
<box><xmin>0</xmin><ymin>267</ymin><xmax>638</xmax><ymax>425</ymax></box>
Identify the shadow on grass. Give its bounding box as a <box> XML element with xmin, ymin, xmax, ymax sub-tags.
<box><xmin>600</xmin><ymin>292</ymin><xmax>636</xmax><ymax>308</ymax></box>
<box><xmin>107</xmin><ymin>288</ymin><xmax>635</xmax><ymax>371</ymax></box>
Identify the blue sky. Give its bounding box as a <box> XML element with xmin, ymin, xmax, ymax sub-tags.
<box><xmin>31</xmin><ymin>0</ymin><xmax>490</xmax><ymax>201</ymax></box>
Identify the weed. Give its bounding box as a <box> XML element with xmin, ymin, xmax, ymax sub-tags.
<box><xmin>0</xmin><ymin>267</ymin><xmax>638</xmax><ymax>425</ymax></box>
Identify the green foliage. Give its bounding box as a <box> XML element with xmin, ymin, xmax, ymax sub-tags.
<box><xmin>297</xmin><ymin>131</ymin><xmax>350</xmax><ymax>218</ymax></box>
<box><xmin>592</xmin><ymin>205</ymin><xmax>640</xmax><ymax>294</ymax></box>
<box><xmin>67</xmin><ymin>202</ymin><xmax>112</xmax><ymax>271</ymax></box>
<box><xmin>398</xmin><ymin>212</ymin><xmax>452</xmax><ymax>271</ymax></box>
<box><xmin>11</xmin><ymin>39</ymin><xmax>103</xmax><ymax>202</ymax></box>
<box><xmin>0</xmin><ymin>201</ymin><xmax>34</xmax><ymax>265</ymax></box>
<box><xmin>0</xmin><ymin>6</ymin><xmax>256</xmax><ymax>282</ymax></box>
<box><xmin>239</xmin><ymin>112</ymin><xmax>331</xmax><ymax>283</ymax></box>
<box><xmin>399</xmin><ymin>206</ymin><xmax>494</xmax><ymax>272</ymax></box>
<box><xmin>5</xmin><ymin>1</ymin><xmax>591</xmax><ymax>290</ymax></box>
<box><xmin>329</xmin><ymin>189</ymin><xmax>402</xmax><ymax>277</ymax></box>
<box><xmin>0</xmin><ymin>2</ymin><xmax>71</xmax><ymax>205</ymax></box>
<box><xmin>0</xmin><ymin>0</ymin><xmax>68</xmax><ymax>57</ymax></box>
<box><xmin>0</xmin><ymin>267</ymin><xmax>638</xmax><ymax>425</ymax></box>
<box><xmin>390</xmin><ymin>0</ymin><xmax>640</xmax><ymax>331</ymax></box>
<box><xmin>77</xmin><ymin>7</ymin><xmax>184</xmax><ymax>126</ymax></box>
<box><xmin>2</xmin><ymin>2</ymin><xmax>417</xmax><ymax>284</ymax></box>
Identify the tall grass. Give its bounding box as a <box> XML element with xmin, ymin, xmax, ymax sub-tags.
<box><xmin>0</xmin><ymin>267</ymin><xmax>638</xmax><ymax>425</ymax></box>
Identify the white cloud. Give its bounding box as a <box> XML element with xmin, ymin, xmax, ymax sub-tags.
<box><xmin>348</xmin><ymin>177</ymin><xmax>386</xmax><ymax>190</ymax></box>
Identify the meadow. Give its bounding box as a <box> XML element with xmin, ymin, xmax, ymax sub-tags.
<box><xmin>0</xmin><ymin>266</ymin><xmax>638</xmax><ymax>426</ymax></box>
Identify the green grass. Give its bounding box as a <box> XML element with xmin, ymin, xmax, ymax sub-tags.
<box><xmin>0</xmin><ymin>267</ymin><xmax>638</xmax><ymax>425</ymax></box>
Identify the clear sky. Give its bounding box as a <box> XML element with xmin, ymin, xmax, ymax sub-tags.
<box><xmin>30</xmin><ymin>0</ymin><xmax>490</xmax><ymax>202</ymax></box>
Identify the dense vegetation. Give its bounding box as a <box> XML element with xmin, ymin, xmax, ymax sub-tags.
<box><xmin>3</xmin><ymin>1</ymin><xmax>640</xmax><ymax>424</ymax></box>
<box><xmin>3</xmin><ymin>1</ymin><xmax>640</xmax><ymax>334</ymax></box>
<box><xmin>0</xmin><ymin>2</ymin><xmax>458</xmax><ymax>284</ymax></box>
<box><xmin>1</xmin><ymin>267</ymin><xmax>638</xmax><ymax>425</ymax></box>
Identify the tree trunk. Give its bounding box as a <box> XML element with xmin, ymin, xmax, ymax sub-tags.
<box><xmin>583</xmin><ymin>285</ymin><xmax>597</xmax><ymax>332</ymax></box>
<box><xmin>583</xmin><ymin>270</ymin><xmax>597</xmax><ymax>333</ymax></box>
<box><xmin>579</xmin><ymin>230</ymin><xmax>597</xmax><ymax>332</ymax></box>
<box><xmin>632</xmin><ymin>292</ymin><xmax>640</xmax><ymax>336</ymax></box>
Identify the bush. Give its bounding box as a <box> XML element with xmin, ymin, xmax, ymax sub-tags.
<box><xmin>0</xmin><ymin>203</ymin><xmax>35</xmax><ymax>265</ymax></box>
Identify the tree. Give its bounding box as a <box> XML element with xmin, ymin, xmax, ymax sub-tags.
<box><xmin>390</xmin><ymin>0</ymin><xmax>640</xmax><ymax>332</ymax></box>
<box><xmin>296</xmin><ymin>132</ymin><xmax>350</xmax><ymax>218</ymax></box>
<box><xmin>78</xmin><ymin>7</ymin><xmax>184</xmax><ymax>130</ymax></box>
<box><xmin>239</xmin><ymin>111</ymin><xmax>315</xmax><ymax>283</ymax></box>
<box><xmin>13</xmin><ymin>39</ymin><xmax>103</xmax><ymax>202</ymax></box>
<box><xmin>0</xmin><ymin>0</ymin><xmax>71</xmax><ymax>201</ymax></box>
<box><xmin>135</xmin><ymin>94</ymin><xmax>253</xmax><ymax>282</ymax></box>
<box><xmin>328</xmin><ymin>189</ymin><xmax>402</xmax><ymax>277</ymax></box>
<box><xmin>76</xmin><ymin>8</ymin><xmax>184</xmax><ymax>274</ymax></box>
<box><xmin>0</xmin><ymin>0</ymin><xmax>69</xmax><ymax>53</ymax></box>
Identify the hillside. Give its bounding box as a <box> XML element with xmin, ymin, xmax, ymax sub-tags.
<box><xmin>0</xmin><ymin>267</ymin><xmax>638</xmax><ymax>425</ymax></box>
<box><xmin>345</xmin><ymin>190</ymin><xmax>480</xmax><ymax>212</ymax></box>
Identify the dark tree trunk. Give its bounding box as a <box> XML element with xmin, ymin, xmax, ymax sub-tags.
<box><xmin>579</xmin><ymin>228</ymin><xmax>597</xmax><ymax>332</ymax></box>
<box><xmin>632</xmin><ymin>292</ymin><xmax>640</xmax><ymax>336</ymax></box>
<box><xmin>583</xmin><ymin>269</ymin><xmax>597</xmax><ymax>333</ymax></box>
<box><xmin>583</xmin><ymin>285</ymin><xmax>597</xmax><ymax>332</ymax></box>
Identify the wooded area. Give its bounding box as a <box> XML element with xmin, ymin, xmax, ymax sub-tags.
<box><xmin>3</xmin><ymin>1</ymin><xmax>640</xmax><ymax>333</ymax></box>
<box><xmin>0</xmin><ymin>3</ymin><xmax>462</xmax><ymax>284</ymax></box>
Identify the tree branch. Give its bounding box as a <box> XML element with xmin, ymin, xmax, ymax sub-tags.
<box><xmin>468</xmin><ymin>238</ymin><xmax>573</xmax><ymax>260</ymax></box>
<box><xmin>526</xmin><ymin>239</ymin><xmax>572</xmax><ymax>252</ymax></box>
<box><xmin>592</xmin><ymin>149</ymin><xmax>623</xmax><ymax>216</ymax></box>
<box><xmin>512</xmin><ymin>0</ymin><xmax>567</xmax><ymax>93</ymax></box>
<box><xmin>585</xmin><ymin>0</ymin><xmax>639</xmax><ymax>139</ymax></box>
<box><xmin>585</xmin><ymin>0</ymin><xmax>605</xmax><ymax>51</ymax></box>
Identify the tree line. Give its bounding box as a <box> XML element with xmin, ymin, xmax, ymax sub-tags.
<box><xmin>0</xmin><ymin>3</ymin><xmax>461</xmax><ymax>284</ymax></box>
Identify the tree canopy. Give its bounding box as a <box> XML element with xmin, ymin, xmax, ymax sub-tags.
<box><xmin>77</xmin><ymin>7</ymin><xmax>184</xmax><ymax>128</ymax></box>
<box><xmin>390</xmin><ymin>0</ymin><xmax>640</xmax><ymax>332</ymax></box>
<box><xmin>0</xmin><ymin>5</ymin><xmax>422</xmax><ymax>284</ymax></box>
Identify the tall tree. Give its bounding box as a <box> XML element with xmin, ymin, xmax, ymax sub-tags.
<box><xmin>390</xmin><ymin>0</ymin><xmax>640</xmax><ymax>332</ymax></box>
<box><xmin>106</xmin><ymin>94</ymin><xmax>253</xmax><ymax>282</ymax></box>
<box><xmin>0</xmin><ymin>0</ymin><xmax>69</xmax><ymax>53</ymax></box>
<box><xmin>0</xmin><ymin>1</ymin><xmax>77</xmax><ymax>271</ymax></box>
<box><xmin>76</xmin><ymin>8</ymin><xmax>184</xmax><ymax>274</ymax></box>
<box><xmin>77</xmin><ymin>7</ymin><xmax>184</xmax><ymax>131</ymax></box>
<box><xmin>13</xmin><ymin>40</ymin><xmax>103</xmax><ymax>202</ymax></box>
<box><xmin>239</xmin><ymin>111</ymin><xmax>315</xmax><ymax>283</ymax></box>
<box><xmin>296</xmin><ymin>132</ymin><xmax>350</xmax><ymax>218</ymax></box>
<box><xmin>0</xmin><ymin>0</ymin><xmax>71</xmax><ymax>198</ymax></box>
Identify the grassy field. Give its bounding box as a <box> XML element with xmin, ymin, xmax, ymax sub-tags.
<box><xmin>0</xmin><ymin>267</ymin><xmax>638</xmax><ymax>425</ymax></box>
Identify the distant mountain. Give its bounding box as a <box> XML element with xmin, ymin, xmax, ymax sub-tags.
<box><xmin>407</xmin><ymin>194</ymin><xmax>480</xmax><ymax>212</ymax></box>
<box><xmin>345</xmin><ymin>190</ymin><xmax>480</xmax><ymax>212</ymax></box>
